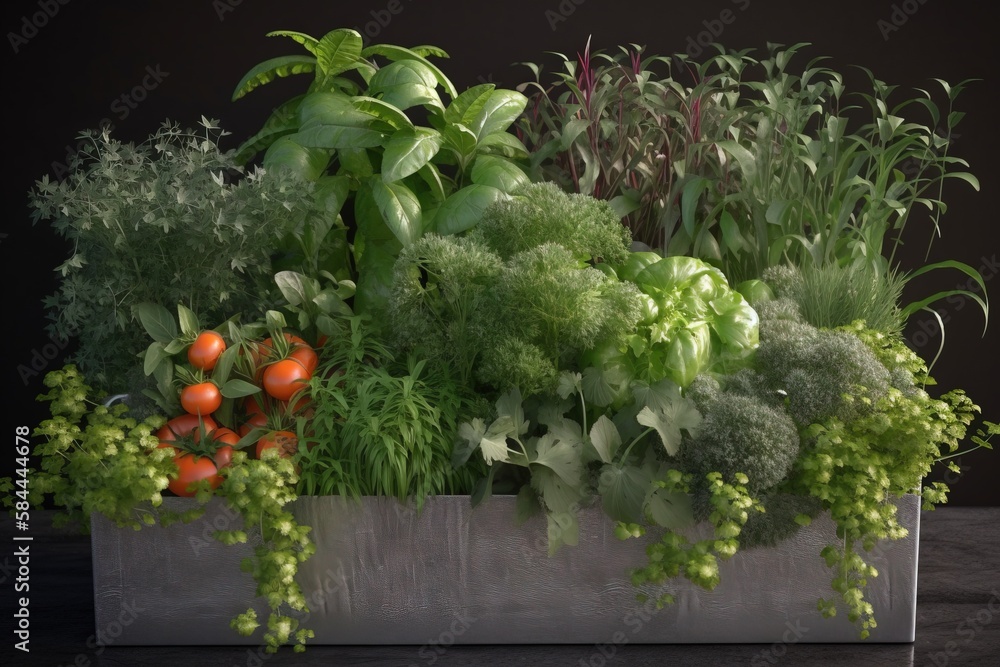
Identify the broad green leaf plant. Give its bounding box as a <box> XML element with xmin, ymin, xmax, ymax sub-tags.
<box><xmin>233</xmin><ymin>28</ymin><xmax>531</xmax><ymax>317</ymax></box>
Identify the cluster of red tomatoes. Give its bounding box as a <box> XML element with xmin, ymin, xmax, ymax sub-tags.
<box><xmin>157</xmin><ymin>330</ymin><xmax>319</xmax><ymax>496</ymax></box>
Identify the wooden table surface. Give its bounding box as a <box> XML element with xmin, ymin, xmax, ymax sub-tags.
<box><xmin>1</xmin><ymin>507</ymin><xmax>998</xmax><ymax>666</ymax></box>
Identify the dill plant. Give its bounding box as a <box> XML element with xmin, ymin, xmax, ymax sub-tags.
<box><xmin>29</xmin><ymin>119</ymin><xmax>330</xmax><ymax>393</ymax></box>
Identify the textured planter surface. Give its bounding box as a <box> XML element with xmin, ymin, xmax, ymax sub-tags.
<box><xmin>91</xmin><ymin>494</ymin><xmax>920</xmax><ymax>645</ymax></box>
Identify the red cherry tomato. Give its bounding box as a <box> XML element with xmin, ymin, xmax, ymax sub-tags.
<box><xmin>263</xmin><ymin>358</ymin><xmax>311</xmax><ymax>402</ymax></box>
<box><xmin>188</xmin><ymin>331</ymin><xmax>226</xmax><ymax>371</ymax></box>
<box><xmin>180</xmin><ymin>382</ymin><xmax>223</xmax><ymax>416</ymax></box>
<box><xmin>157</xmin><ymin>414</ymin><xmax>218</xmax><ymax>442</ymax></box>
<box><xmin>169</xmin><ymin>453</ymin><xmax>223</xmax><ymax>497</ymax></box>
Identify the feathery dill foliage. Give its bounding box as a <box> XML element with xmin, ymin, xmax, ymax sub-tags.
<box><xmin>761</xmin><ymin>263</ymin><xmax>906</xmax><ymax>336</ymax></box>
<box><xmin>300</xmin><ymin>318</ymin><xmax>487</xmax><ymax>505</ymax></box>
<box><xmin>29</xmin><ymin>119</ymin><xmax>324</xmax><ymax>392</ymax></box>
<box><xmin>469</xmin><ymin>182</ymin><xmax>631</xmax><ymax>263</ymax></box>
<box><xmin>390</xmin><ymin>186</ymin><xmax>642</xmax><ymax>397</ymax></box>
<box><xmin>389</xmin><ymin>234</ymin><xmax>504</xmax><ymax>384</ymax></box>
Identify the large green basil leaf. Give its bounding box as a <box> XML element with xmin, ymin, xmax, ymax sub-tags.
<box><xmin>432</xmin><ymin>184</ymin><xmax>504</xmax><ymax>235</ymax></box>
<box><xmin>369</xmin><ymin>179</ymin><xmax>422</xmax><ymax>246</ymax></box>
<box><xmin>381</xmin><ymin>128</ymin><xmax>443</xmax><ymax>183</ymax></box>
<box><xmin>469</xmin><ymin>90</ymin><xmax>528</xmax><ymax>141</ymax></box>
<box><xmin>294</xmin><ymin>92</ymin><xmax>386</xmax><ymax>148</ymax></box>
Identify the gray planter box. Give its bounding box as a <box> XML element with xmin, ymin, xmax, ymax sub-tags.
<box><xmin>90</xmin><ymin>494</ymin><xmax>920</xmax><ymax>645</ymax></box>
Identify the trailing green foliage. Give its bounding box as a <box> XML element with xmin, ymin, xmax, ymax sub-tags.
<box><xmin>784</xmin><ymin>326</ymin><xmax>979</xmax><ymax>638</ymax></box>
<box><xmin>29</xmin><ymin>119</ymin><xmax>332</xmax><ymax>393</ymax></box>
<box><xmin>15</xmin><ymin>365</ymin><xmax>316</xmax><ymax>652</ymax></box>
<box><xmin>457</xmin><ymin>373</ymin><xmax>704</xmax><ymax>554</ymax></box>
<box><xmin>619</xmin><ymin>471</ymin><xmax>763</xmax><ymax>608</ymax></box>
<box><xmin>19</xmin><ymin>365</ymin><xmax>175</xmax><ymax>529</ymax></box>
<box><xmin>221</xmin><ymin>452</ymin><xmax>315</xmax><ymax>653</ymax></box>
<box><xmin>299</xmin><ymin>317</ymin><xmax>486</xmax><ymax>504</ymax></box>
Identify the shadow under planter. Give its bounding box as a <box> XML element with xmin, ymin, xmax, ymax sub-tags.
<box><xmin>90</xmin><ymin>494</ymin><xmax>920</xmax><ymax>645</ymax></box>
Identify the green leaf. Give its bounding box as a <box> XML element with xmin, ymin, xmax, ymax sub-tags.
<box><xmin>443</xmin><ymin>123</ymin><xmax>478</xmax><ymax>161</ymax></box>
<box><xmin>901</xmin><ymin>260</ymin><xmax>989</xmax><ymax>333</ymax></box>
<box><xmin>294</xmin><ymin>92</ymin><xmax>386</xmax><ymax>149</ymax></box>
<box><xmin>315</xmin><ymin>29</ymin><xmax>363</xmax><ymax>77</ymax></box>
<box><xmin>636</xmin><ymin>393</ymin><xmax>703</xmax><ymax>457</ymax></box>
<box><xmin>361</xmin><ymin>44</ymin><xmax>458</xmax><ymax>99</ymax></box>
<box><xmin>234</xmin><ymin>95</ymin><xmax>305</xmax><ymax>164</ymax></box>
<box><xmin>532</xmin><ymin>433</ymin><xmax>583</xmax><ymax>486</ymax></box>
<box><xmin>716</xmin><ymin>139</ymin><xmax>757</xmax><ymax>177</ymax></box>
<box><xmin>275</xmin><ymin>271</ymin><xmax>309</xmax><ymax>306</ymax></box>
<box><xmin>232</xmin><ymin>55</ymin><xmax>317</xmax><ymax>101</ymax></box>
<box><xmin>432</xmin><ymin>184</ymin><xmax>504</xmax><ymax>235</ymax></box>
<box><xmin>212</xmin><ymin>344</ymin><xmax>240</xmax><ymax>387</ymax></box>
<box><xmin>177</xmin><ymin>304</ymin><xmax>199</xmax><ymax>336</ymax></box>
<box><xmin>263</xmin><ymin>137</ymin><xmax>330</xmax><ymax>181</ymax></box>
<box><xmin>143</xmin><ymin>342</ymin><xmax>168</xmax><ymax>376</ymax></box>
<box><xmin>315</xmin><ymin>174</ymin><xmax>351</xmax><ymax>216</ymax></box>
<box><xmin>680</xmin><ymin>177</ymin><xmax>710</xmax><ymax>237</ymax></box>
<box><xmin>163</xmin><ymin>339</ymin><xmax>186</xmax><ymax>355</ymax></box>
<box><xmin>470</xmin><ymin>90</ymin><xmax>528</xmax><ymax>141</ymax></box>
<box><xmin>221</xmin><ymin>380</ymin><xmax>262</xmax><ymax>399</ymax></box>
<box><xmin>445</xmin><ymin>84</ymin><xmax>495</xmax><ymax>126</ymax></box>
<box><xmin>589</xmin><ymin>415</ymin><xmax>622</xmax><ymax>464</ymax></box>
<box><xmin>476</xmin><ymin>132</ymin><xmax>529</xmax><ymax>159</ymax></box>
<box><xmin>455</xmin><ymin>418</ymin><xmax>486</xmax><ymax>467</ymax></box>
<box><xmin>598</xmin><ymin>464</ymin><xmax>652</xmax><ymax>523</ymax></box>
<box><xmin>515</xmin><ymin>485</ymin><xmax>542</xmax><ymax>525</ymax></box>
<box><xmin>647</xmin><ymin>488</ymin><xmax>694</xmax><ymax>530</ymax></box>
<box><xmin>135</xmin><ymin>303</ymin><xmax>178</xmax><ymax>344</ymax></box>
<box><xmin>351</xmin><ymin>97</ymin><xmax>414</xmax><ymax>131</ymax></box>
<box><xmin>266</xmin><ymin>30</ymin><xmax>319</xmax><ymax>55</ymax></box>
<box><xmin>546</xmin><ymin>510</ymin><xmax>579</xmax><ymax>554</ymax></box>
<box><xmin>381</xmin><ymin>128</ymin><xmax>443</xmax><ymax>183</ymax></box>
<box><xmin>367</xmin><ymin>60</ymin><xmax>445</xmax><ymax>111</ymax></box>
<box><xmin>471</xmin><ymin>464</ymin><xmax>497</xmax><ymax>508</ymax></box>
<box><xmin>370</xmin><ymin>179</ymin><xmax>423</xmax><ymax>246</ymax></box>
<box><xmin>470</xmin><ymin>155</ymin><xmax>529</xmax><ymax>191</ymax></box>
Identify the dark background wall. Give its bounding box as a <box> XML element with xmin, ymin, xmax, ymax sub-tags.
<box><xmin>2</xmin><ymin>0</ymin><xmax>996</xmax><ymax>504</ymax></box>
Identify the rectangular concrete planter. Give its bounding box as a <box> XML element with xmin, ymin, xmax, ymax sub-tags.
<box><xmin>90</xmin><ymin>494</ymin><xmax>920</xmax><ymax>645</ymax></box>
